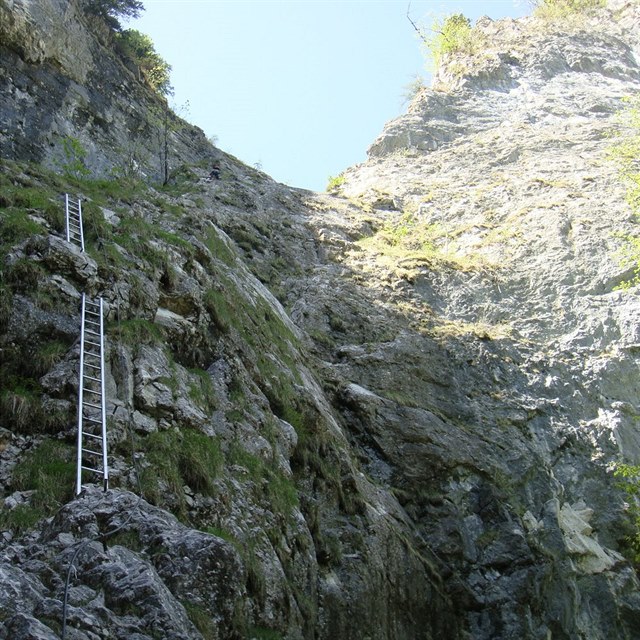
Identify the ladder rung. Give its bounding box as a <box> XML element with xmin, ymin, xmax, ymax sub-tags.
<box><xmin>85</xmin><ymin>319</ymin><xmax>101</xmax><ymax>326</ymax></box>
<box><xmin>82</xmin><ymin>448</ymin><xmax>102</xmax><ymax>456</ymax></box>
<box><xmin>82</xmin><ymin>387</ymin><xmax>101</xmax><ymax>395</ymax></box>
<box><xmin>82</xmin><ymin>430</ymin><xmax>102</xmax><ymax>437</ymax></box>
<box><xmin>85</xmin><ymin>308</ymin><xmax>100</xmax><ymax>314</ymax></box>
<box><xmin>81</xmin><ymin>465</ymin><xmax>102</xmax><ymax>473</ymax></box>
<box><xmin>83</xmin><ymin>401</ymin><xmax>102</xmax><ymax>409</ymax></box>
<box><xmin>84</xmin><ymin>362</ymin><xmax>101</xmax><ymax>370</ymax></box>
<box><xmin>83</xmin><ymin>374</ymin><xmax>101</xmax><ymax>382</ymax></box>
<box><xmin>84</xmin><ymin>340</ymin><xmax>100</xmax><ymax>347</ymax></box>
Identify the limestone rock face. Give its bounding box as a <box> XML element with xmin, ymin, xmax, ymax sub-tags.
<box><xmin>0</xmin><ymin>0</ymin><xmax>212</xmax><ymax>181</ymax></box>
<box><xmin>2</xmin><ymin>1</ymin><xmax>640</xmax><ymax>639</ymax></box>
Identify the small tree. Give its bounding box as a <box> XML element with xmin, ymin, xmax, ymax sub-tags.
<box><xmin>116</xmin><ymin>29</ymin><xmax>172</xmax><ymax>96</ymax></box>
<box><xmin>408</xmin><ymin>12</ymin><xmax>482</xmax><ymax>71</ymax></box>
<box><xmin>57</xmin><ymin>136</ymin><xmax>91</xmax><ymax>180</ymax></box>
<box><xmin>81</xmin><ymin>0</ymin><xmax>144</xmax><ymax>31</ymax></box>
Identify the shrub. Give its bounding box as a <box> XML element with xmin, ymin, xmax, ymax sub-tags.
<box><xmin>57</xmin><ymin>136</ymin><xmax>91</xmax><ymax>179</ymax></box>
<box><xmin>424</xmin><ymin>13</ymin><xmax>483</xmax><ymax>70</ymax></box>
<box><xmin>116</xmin><ymin>29</ymin><xmax>172</xmax><ymax>95</ymax></box>
<box><xmin>81</xmin><ymin>0</ymin><xmax>144</xmax><ymax>31</ymax></box>
<box><xmin>532</xmin><ymin>0</ymin><xmax>606</xmax><ymax>19</ymax></box>
<box><xmin>326</xmin><ymin>174</ymin><xmax>345</xmax><ymax>193</ymax></box>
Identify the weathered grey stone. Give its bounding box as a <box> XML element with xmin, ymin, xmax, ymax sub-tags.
<box><xmin>2</xmin><ymin>1</ymin><xmax>640</xmax><ymax>639</ymax></box>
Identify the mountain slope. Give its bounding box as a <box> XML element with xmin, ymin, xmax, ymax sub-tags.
<box><xmin>1</xmin><ymin>1</ymin><xmax>640</xmax><ymax>639</ymax></box>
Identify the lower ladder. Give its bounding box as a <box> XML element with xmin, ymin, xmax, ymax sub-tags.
<box><xmin>76</xmin><ymin>294</ymin><xmax>108</xmax><ymax>494</ymax></box>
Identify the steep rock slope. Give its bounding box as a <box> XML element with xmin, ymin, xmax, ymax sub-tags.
<box><xmin>0</xmin><ymin>0</ymin><xmax>211</xmax><ymax>180</ymax></box>
<box><xmin>1</xmin><ymin>1</ymin><xmax>640</xmax><ymax>639</ymax></box>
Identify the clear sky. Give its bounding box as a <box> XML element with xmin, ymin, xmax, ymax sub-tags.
<box><xmin>129</xmin><ymin>1</ymin><xmax>530</xmax><ymax>191</ymax></box>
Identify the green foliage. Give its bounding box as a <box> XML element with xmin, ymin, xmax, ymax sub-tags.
<box><xmin>57</xmin><ymin>136</ymin><xmax>91</xmax><ymax>180</ymax></box>
<box><xmin>0</xmin><ymin>209</ymin><xmax>43</xmax><ymax>245</ymax></box>
<box><xmin>532</xmin><ymin>0</ymin><xmax>606</xmax><ymax>19</ymax></box>
<box><xmin>3</xmin><ymin>258</ymin><xmax>45</xmax><ymax>293</ymax></box>
<box><xmin>0</xmin><ymin>375</ymin><xmax>67</xmax><ymax>434</ymax></box>
<box><xmin>82</xmin><ymin>0</ymin><xmax>144</xmax><ymax>31</ymax></box>
<box><xmin>187</xmin><ymin>368</ymin><xmax>216</xmax><ymax>412</ymax></box>
<box><xmin>110</xmin><ymin>318</ymin><xmax>164</xmax><ymax>349</ymax></box>
<box><xmin>613</xmin><ymin>463</ymin><xmax>640</xmax><ymax>565</ymax></box>
<box><xmin>116</xmin><ymin>29</ymin><xmax>172</xmax><ymax>95</ymax></box>
<box><xmin>0</xmin><ymin>440</ymin><xmax>75</xmax><ymax>531</ymax></box>
<box><xmin>424</xmin><ymin>13</ymin><xmax>479</xmax><ymax>69</ymax></box>
<box><xmin>326</xmin><ymin>174</ymin><xmax>345</xmax><ymax>193</ymax></box>
<box><xmin>402</xmin><ymin>75</ymin><xmax>425</xmax><ymax>106</ymax></box>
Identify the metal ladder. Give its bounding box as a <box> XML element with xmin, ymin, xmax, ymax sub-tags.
<box><xmin>65</xmin><ymin>194</ymin><xmax>85</xmax><ymax>252</ymax></box>
<box><xmin>76</xmin><ymin>293</ymin><xmax>109</xmax><ymax>494</ymax></box>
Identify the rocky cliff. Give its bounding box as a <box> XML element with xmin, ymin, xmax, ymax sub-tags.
<box><xmin>1</xmin><ymin>1</ymin><xmax>640</xmax><ymax>639</ymax></box>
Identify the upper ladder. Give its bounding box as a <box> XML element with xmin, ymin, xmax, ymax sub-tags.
<box><xmin>76</xmin><ymin>293</ymin><xmax>109</xmax><ymax>494</ymax></box>
<box><xmin>65</xmin><ymin>194</ymin><xmax>85</xmax><ymax>252</ymax></box>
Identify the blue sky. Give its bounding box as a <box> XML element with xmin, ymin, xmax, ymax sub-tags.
<box><xmin>130</xmin><ymin>1</ymin><xmax>530</xmax><ymax>191</ymax></box>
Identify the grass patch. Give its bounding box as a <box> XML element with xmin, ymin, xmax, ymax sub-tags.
<box><xmin>248</xmin><ymin>627</ymin><xmax>283</xmax><ymax>640</ymax></box>
<box><xmin>110</xmin><ymin>318</ymin><xmax>164</xmax><ymax>348</ymax></box>
<box><xmin>184</xmin><ymin>601</ymin><xmax>217</xmax><ymax>640</ymax></box>
<box><xmin>227</xmin><ymin>444</ymin><xmax>298</xmax><ymax>516</ymax></box>
<box><xmin>204</xmin><ymin>226</ymin><xmax>236</xmax><ymax>267</ymax></box>
<box><xmin>0</xmin><ymin>440</ymin><xmax>76</xmax><ymax>531</ymax></box>
<box><xmin>0</xmin><ymin>375</ymin><xmax>67</xmax><ymax>434</ymax></box>
<box><xmin>356</xmin><ymin>211</ymin><xmax>492</xmax><ymax>272</ymax></box>
<box><xmin>188</xmin><ymin>368</ymin><xmax>216</xmax><ymax>412</ymax></box>
<box><xmin>533</xmin><ymin>0</ymin><xmax>606</xmax><ymax>20</ymax></box>
<box><xmin>138</xmin><ymin>429</ymin><xmax>223</xmax><ymax>517</ymax></box>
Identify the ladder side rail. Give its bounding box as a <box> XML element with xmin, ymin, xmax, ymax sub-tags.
<box><xmin>65</xmin><ymin>194</ymin><xmax>71</xmax><ymax>243</ymax></box>
<box><xmin>76</xmin><ymin>293</ymin><xmax>86</xmax><ymax>496</ymax></box>
<box><xmin>78</xmin><ymin>199</ymin><xmax>85</xmax><ymax>252</ymax></box>
<box><xmin>99</xmin><ymin>297</ymin><xmax>108</xmax><ymax>491</ymax></box>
